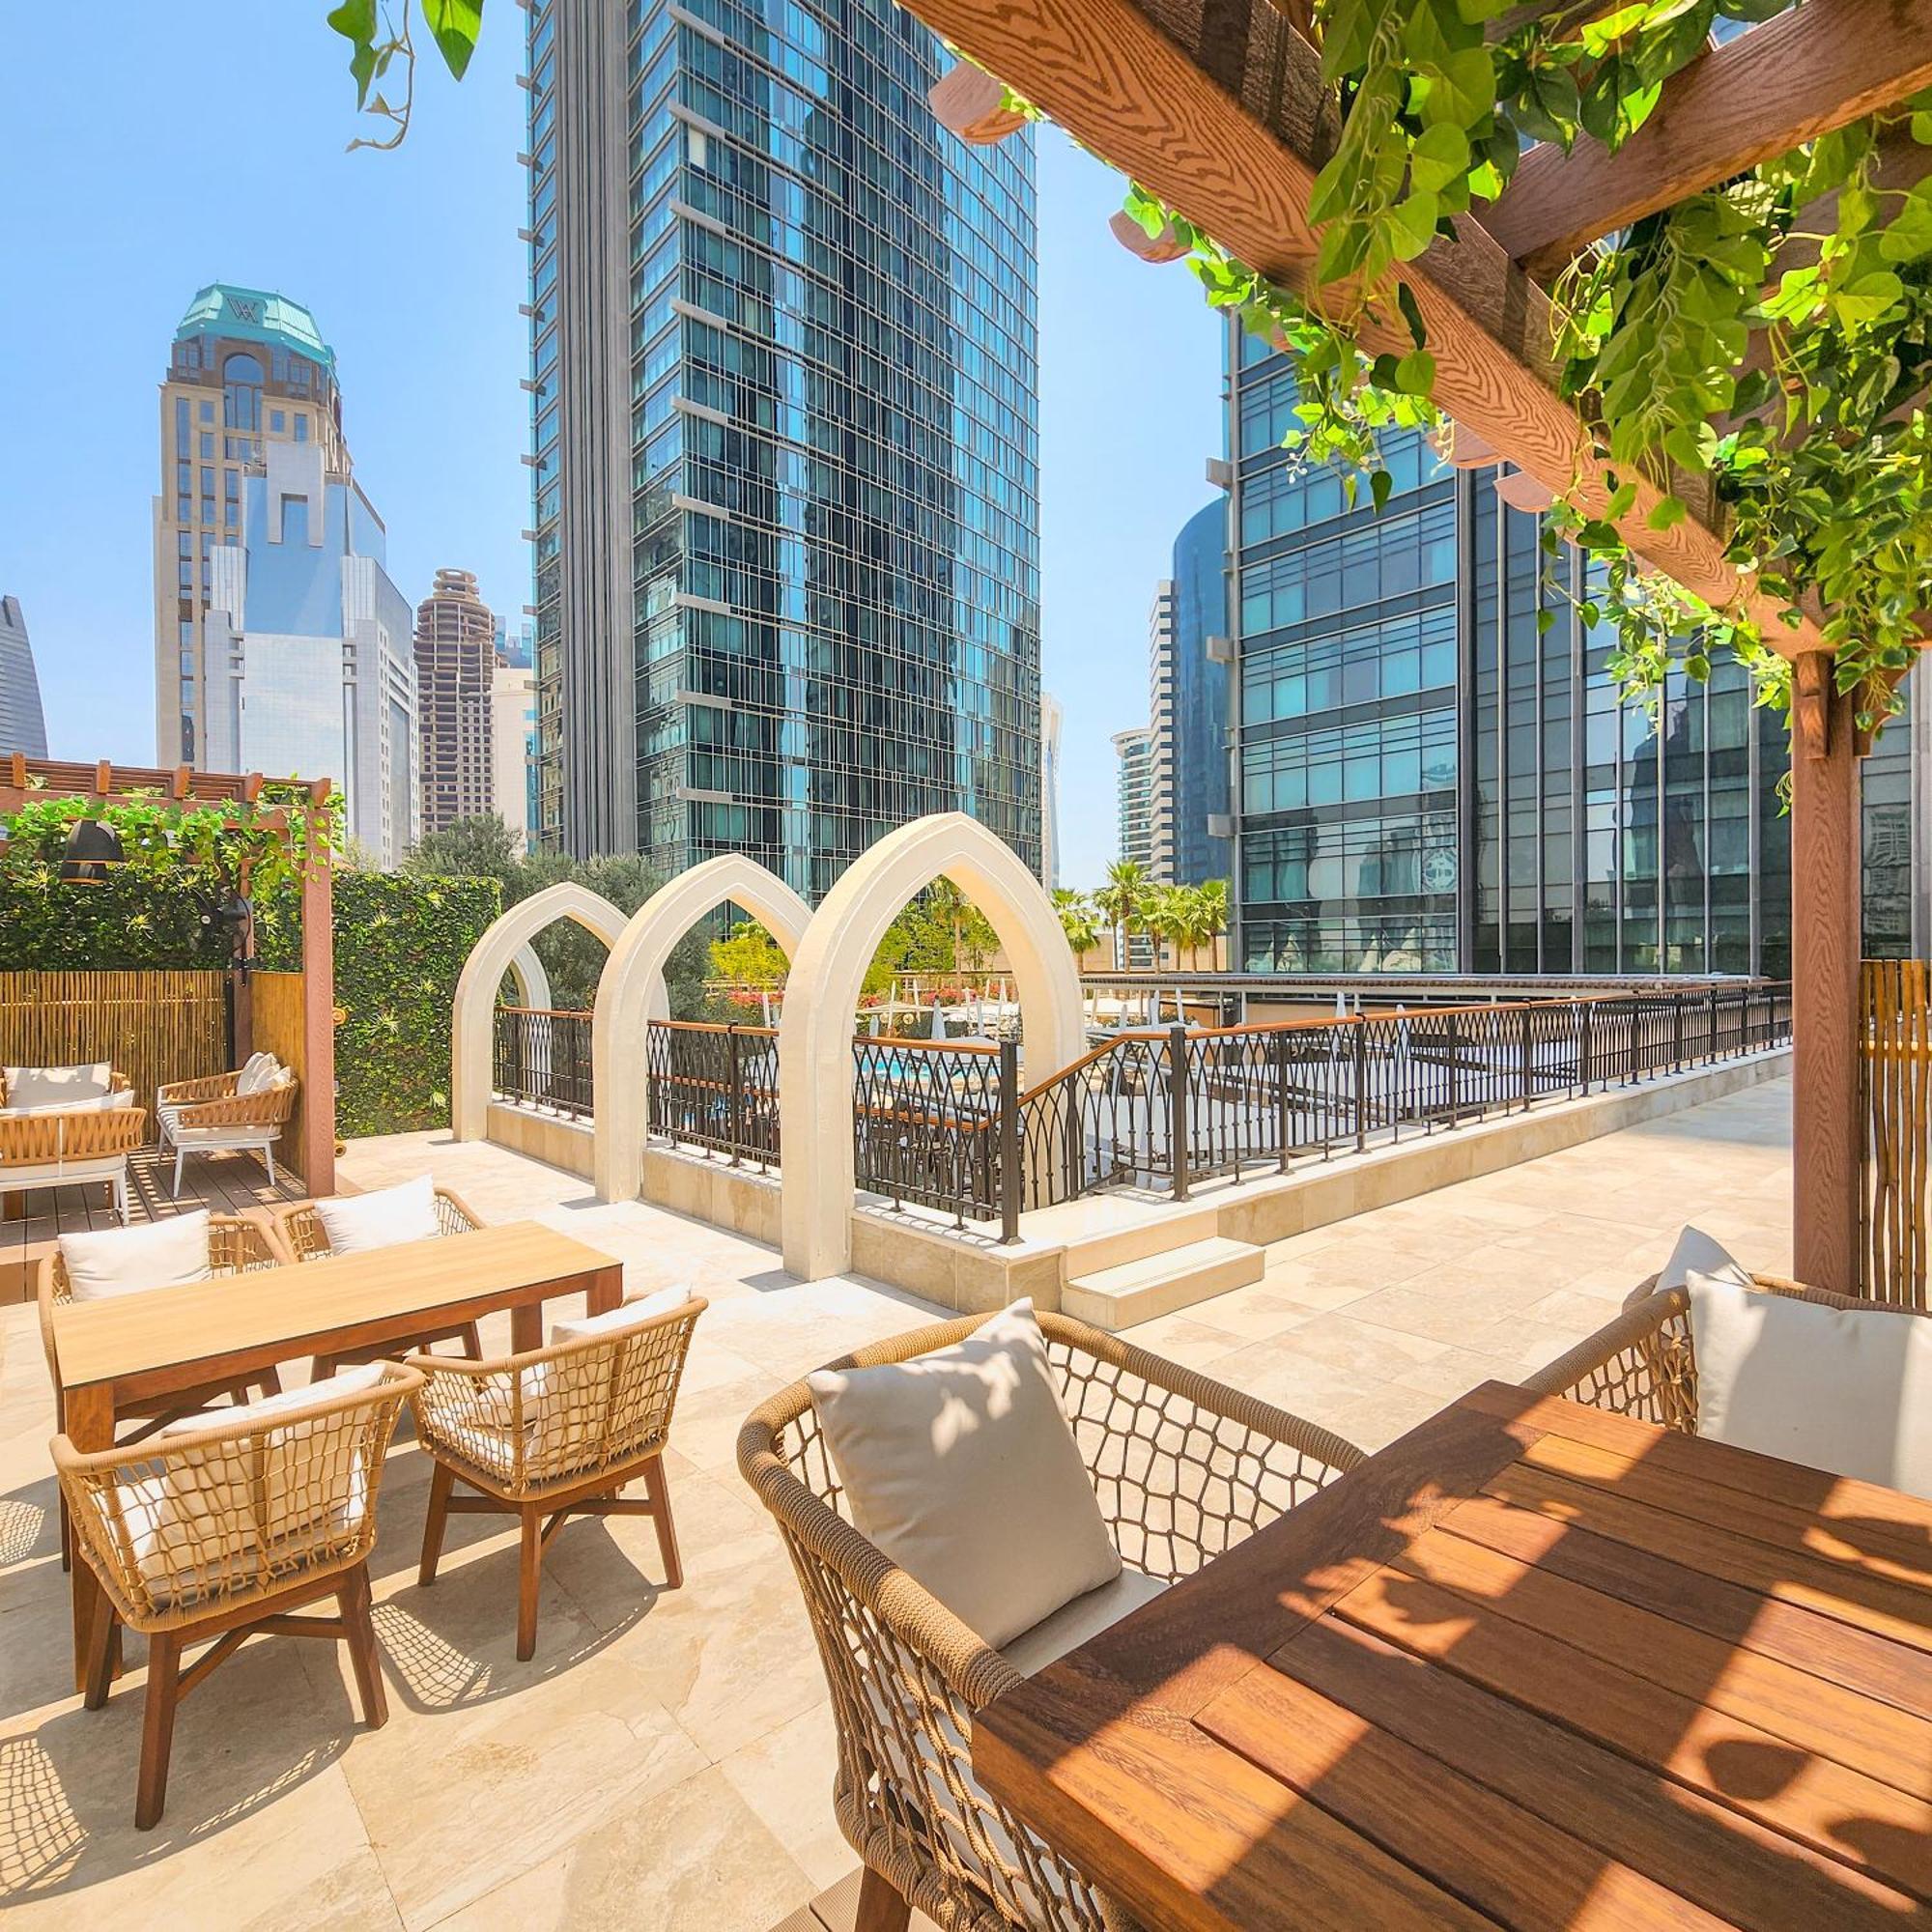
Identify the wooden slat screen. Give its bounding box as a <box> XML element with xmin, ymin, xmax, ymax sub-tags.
<box><xmin>250</xmin><ymin>970</ymin><xmax>310</xmax><ymax>1186</ymax></box>
<box><xmin>0</xmin><ymin>971</ymin><xmax>228</xmax><ymax>1125</ymax></box>
<box><xmin>1858</xmin><ymin>958</ymin><xmax>1932</xmax><ymax>1310</ymax></box>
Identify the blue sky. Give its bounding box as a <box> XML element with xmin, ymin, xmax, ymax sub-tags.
<box><xmin>0</xmin><ymin>4</ymin><xmax>1222</xmax><ymax>888</ymax></box>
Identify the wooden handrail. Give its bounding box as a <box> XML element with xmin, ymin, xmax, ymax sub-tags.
<box><xmin>497</xmin><ymin>1006</ymin><xmax>592</xmax><ymax>1021</ymax></box>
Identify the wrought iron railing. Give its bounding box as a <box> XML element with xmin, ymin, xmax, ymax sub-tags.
<box><xmin>644</xmin><ymin>1020</ymin><xmax>781</xmax><ymax>1170</ymax></box>
<box><xmin>1013</xmin><ymin>981</ymin><xmax>1792</xmax><ymax>1212</ymax></box>
<box><xmin>492</xmin><ymin>1006</ymin><xmax>593</xmax><ymax>1121</ymax></box>
<box><xmin>851</xmin><ymin>1036</ymin><xmax>1019</xmax><ymax>1237</ymax></box>
<box><xmin>636</xmin><ymin>983</ymin><xmax>1790</xmax><ymax>1241</ymax></box>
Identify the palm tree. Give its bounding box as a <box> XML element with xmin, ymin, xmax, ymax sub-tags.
<box><xmin>1141</xmin><ymin>883</ymin><xmax>1188</xmax><ymax>973</ymax></box>
<box><xmin>1095</xmin><ymin>860</ymin><xmax>1149</xmax><ymax>971</ymax></box>
<box><xmin>1052</xmin><ymin>887</ymin><xmax>1101</xmax><ymax>959</ymax></box>
<box><xmin>1195</xmin><ymin>878</ymin><xmax>1230</xmax><ymax>970</ymax></box>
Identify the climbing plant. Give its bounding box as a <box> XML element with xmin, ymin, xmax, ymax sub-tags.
<box><xmin>1107</xmin><ymin>9</ymin><xmax>1932</xmax><ymax>735</ymax></box>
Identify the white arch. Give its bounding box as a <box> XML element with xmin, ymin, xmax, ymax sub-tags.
<box><xmin>778</xmin><ymin>813</ymin><xmax>1083</xmax><ymax>1280</ymax></box>
<box><xmin>590</xmin><ymin>855</ymin><xmax>811</xmax><ymax>1201</ymax></box>
<box><xmin>506</xmin><ymin>942</ymin><xmax>552</xmax><ymax>1010</ymax></box>
<box><xmin>451</xmin><ymin>881</ymin><xmax>627</xmax><ymax>1141</ymax></box>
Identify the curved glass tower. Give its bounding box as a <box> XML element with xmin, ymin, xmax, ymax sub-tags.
<box><xmin>527</xmin><ymin>0</ymin><xmax>1041</xmax><ymax>895</ymax></box>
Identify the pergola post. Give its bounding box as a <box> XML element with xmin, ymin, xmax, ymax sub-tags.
<box><xmin>300</xmin><ymin>803</ymin><xmax>337</xmax><ymax>1198</ymax></box>
<box><xmin>1789</xmin><ymin>653</ymin><xmax>1861</xmax><ymax>1294</ymax></box>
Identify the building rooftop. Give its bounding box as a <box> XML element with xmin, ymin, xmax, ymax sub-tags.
<box><xmin>174</xmin><ymin>283</ymin><xmax>336</xmax><ymax>375</ymax></box>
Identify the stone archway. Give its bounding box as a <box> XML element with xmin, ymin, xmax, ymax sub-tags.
<box><xmin>506</xmin><ymin>942</ymin><xmax>552</xmax><ymax>1010</ymax></box>
<box><xmin>591</xmin><ymin>855</ymin><xmax>811</xmax><ymax>1201</ymax></box>
<box><xmin>778</xmin><ymin>812</ymin><xmax>1083</xmax><ymax>1280</ymax></box>
<box><xmin>451</xmin><ymin>881</ymin><xmax>628</xmax><ymax>1141</ymax></box>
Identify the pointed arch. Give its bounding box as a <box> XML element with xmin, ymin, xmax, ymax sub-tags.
<box><xmin>778</xmin><ymin>813</ymin><xmax>1083</xmax><ymax>1279</ymax></box>
<box><xmin>451</xmin><ymin>881</ymin><xmax>627</xmax><ymax>1140</ymax></box>
<box><xmin>591</xmin><ymin>855</ymin><xmax>811</xmax><ymax>1200</ymax></box>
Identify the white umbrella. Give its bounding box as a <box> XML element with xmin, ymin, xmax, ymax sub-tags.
<box><xmin>930</xmin><ymin>998</ymin><xmax>946</xmax><ymax>1041</ymax></box>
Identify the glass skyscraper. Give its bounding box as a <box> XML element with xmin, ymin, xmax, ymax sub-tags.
<box><xmin>526</xmin><ymin>0</ymin><xmax>1041</xmax><ymax>895</ymax></box>
<box><xmin>1167</xmin><ymin>498</ymin><xmax>1233</xmax><ymax>887</ymax></box>
<box><xmin>1225</xmin><ymin>328</ymin><xmax>1909</xmax><ymax>977</ymax></box>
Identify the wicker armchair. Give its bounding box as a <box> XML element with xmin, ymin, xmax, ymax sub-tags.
<box><xmin>156</xmin><ymin>1065</ymin><xmax>298</xmax><ymax>1194</ymax></box>
<box><xmin>0</xmin><ymin>1087</ymin><xmax>145</xmax><ymax>1222</ymax></box>
<box><xmin>738</xmin><ymin>1310</ymin><xmax>1365</xmax><ymax>1932</ymax></box>
<box><xmin>54</xmin><ymin>1360</ymin><xmax>421</xmax><ymax>1829</ymax></box>
<box><xmin>410</xmin><ymin>1294</ymin><xmax>704</xmax><ymax>1659</ymax></box>
<box><xmin>37</xmin><ymin>1211</ymin><xmax>293</xmax><ymax>1570</ymax></box>
<box><xmin>1522</xmin><ymin>1269</ymin><xmax>1931</xmax><ymax>1429</ymax></box>
<box><xmin>272</xmin><ymin>1185</ymin><xmax>488</xmax><ymax>1374</ymax></box>
<box><xmin>0</xmin><ymin>1067</ymin><xmax>131</xmax><ymax>1109</ymax></box>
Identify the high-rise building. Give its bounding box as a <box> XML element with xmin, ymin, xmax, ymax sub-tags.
<box><xmin>153</xmin><ymin>285</ymin><xmax>350</xmax><ymax>767</ymax></box>
<box><xmin>494</xmin><ymin>614</ymin><xmax>534</xmax><ymax>669</ymax></box>
<box><xmin>0</xmin><ymin>595</ymin><xmax>47</xmax><ymax>756</ymax></box>
<box><xmin>492</xmin><ymin>662</ymin><xmax>539</xmax><ymax>854</ymax></box>
<box><xmin>197</xmin><ymin>440</ymin><xmax>419</xmax><ymax>865</ymax></box>
<box><xmin>1223</xmin><ymin>329</ymin><xmax>1883</xmax><ymax>978</ymax></box>
<box><xmin>415</xmin><ymin>568</ymin><xmax>499</xmax><ymax>838</ymax></box>
<box><xmin>1114</xmin><ymin>726</ymin><xmax>1155</xmax><ymax>870</ymax></box>
<box><xmin>526</xmin><ymin>0</ymin><xmax>1041</xmax><ymax>895</ymax></box>
<box><xmin>1040</xmin><ymin>692</ymin><xmax>1064</xmax><ymax>889</ymax></box>
<box><xmin>1155</xmin><ymin>500</ymin><xmax>1234</xmax><ymax>887</ymax></box>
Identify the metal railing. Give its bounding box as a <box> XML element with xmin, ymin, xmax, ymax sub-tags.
<box><xmin>644</xmin><ymin>1020</ymin><xmax>781</xmax><ymax>1169</ymax></box>
<box><xmin>1014</xmin><ymin>982</ymin><xmax>1792</xmax><ymax>1212</ymax></box>
<box><xmin>492</xmin><ymin>1006</ymin><xmax>594</xmax><ymax>1120</ymax></box>
<box><xmin>636</xmin><ymin>983</ymin><xmax>1790</xmax><ymax>1239</ymax></box>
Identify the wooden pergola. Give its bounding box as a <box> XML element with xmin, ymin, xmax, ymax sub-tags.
<box><xmin>926</xmin><ymin>0</ymin><xmax>1932</xmax><ymax>1297</ymax></box>
<box><xmin>0</xmin><ymin>755</ymin><xmax>338</xmax><ymax>1197</ymax></box>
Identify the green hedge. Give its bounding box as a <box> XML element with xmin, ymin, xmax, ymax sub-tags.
<box><xmin>0</xmin><ymin>865</ymin><xmax>500</xmax><ymax>1140</ymax></box>
<box><xmin>258</xmin><ymin>871</ymin><xmax>501</xmax><ymax>1137</ymax></box>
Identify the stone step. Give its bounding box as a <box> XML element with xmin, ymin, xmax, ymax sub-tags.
<box><xmin>1058</xmin><ymin>1202</ymin><xmax>1226</xmax><ymax>1279</ymax></box>
<box><xmin>1063</xmin><ymin>1235</ymin><xmax>1264</xmax><ymax>1331</ymax></box>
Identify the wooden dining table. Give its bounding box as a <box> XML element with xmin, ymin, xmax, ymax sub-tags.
<box><xmin>972</xmin><ymin>1380</ymin><xmax>1932</xmax><ymax>1931</ymax></box>
<box><xmin>52</xmin><ymin>1219</ymin><xmax>624</xmax><ymax>1689</ymax></box>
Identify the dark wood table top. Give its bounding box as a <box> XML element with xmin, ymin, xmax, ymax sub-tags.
<box><xmin>972</xmin><ymin>1381</ymin><xmax>1932</xmax><ymax>1931</ymax></box>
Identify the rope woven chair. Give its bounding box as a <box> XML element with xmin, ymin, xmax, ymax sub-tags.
<box><xmin>0</xmin><ymin>1091</ymin><xmax>145</xmax><ymax>1223</ymax></box>
<box><xmin>737</xmin><ymin>1309</ymin><xmax>1365</xmax><ymax>1932</ymax></box>
<box><xmin>409</xmin><ymin>1294</ymin><xmax>704</xmax><ymax>1659</ymax></box>
<box><xmin>53</xmin><ymin>1360</ymin><xmax>421</xmax><ymax>1829</ymax></box>
<box><xmin>1521</xmin><ymin>1269</ymin><xmax>1932</xmax><ymax>1428</ymax></box>
<box><xmin>37</xmin><ymin>1212</ymin><xmax>294</xmax><ymax>1570</ymax></box>
<box><xmin>157</xmin><ymin>1066</ymin><xmax>298</xmax><ymax>1195</ymax></box>
<box><xmin>270</xmin><ymin>1186</ymin><xmax>490</xmax><ymax>1374</ymax></box>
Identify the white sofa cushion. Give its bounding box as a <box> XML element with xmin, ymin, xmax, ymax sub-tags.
<box><xmin>1658</xmin><ymin>1225</ymin><xmax>1751</xmax><ymax>1293</ymax></box>
<box><xmin>128</xmin><ymin>1364</ymin><xmax>387</xmax><ymax>1595</ymax></box>
<box><xmin>1001</xmin><ymin>1565</ymin><xmax>1169</xmax><ymax>1676</ymax></box>
<box><xmin>5</xmin><ymin>1062</ymin><xmax>111</xmax><ymax>1110</ymax></box>
<box><xmin>61</xmin><ymin>1209</ymin><xmax>213</xmax><ymax>1301</ymax></box>
<box><xmin>236</xmin><ymin>1052</ymin><xmax>282</xmax><ymax>1095</ymax></box>
<box><xmin>312</xmin><ymin>1175</ymin><xmax>440</xmax><ymax>1255</ymax></box>
<box><xmin>10</xmin><ymin>1090</ymin><xmax>136</xmax><ymax>1118</ymax></box>
<box><xmin>808</xmin><ymin>1299</ymin><xmax>1122</xmax><ymax>1650</ymax></box>
<box><xmin>550</xmin><ymin>1284</ymin><xmax>690</xmax><ymax>1347</ymax></box>
<box><xmin>1688</xmin><ymin>1271</ymin><xmax>1932</xmax><ymax>1499</ymax></box>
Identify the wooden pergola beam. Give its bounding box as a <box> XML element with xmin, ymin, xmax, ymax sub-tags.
<box><xmin>909</xmin><ymin>0</ymin><xmax>1829</xmax><ymax>657</ymax></box>
<box><xmin>1483</xmin><ymin>0</ymin><xmax>1932</xmax><ymax>277</ymax></box>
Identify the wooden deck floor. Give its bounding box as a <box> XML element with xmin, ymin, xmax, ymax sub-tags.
<box><xmin>1</xmin><ymin>1143</ymin><xmax>309</xmax><ymax>1299</ymax></box>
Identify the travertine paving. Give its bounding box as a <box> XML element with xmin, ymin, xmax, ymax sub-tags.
<box><xmin>0</xmin><ymin>1077</ymin><xmax>1793</xmax><ymax>1928</ymax></box>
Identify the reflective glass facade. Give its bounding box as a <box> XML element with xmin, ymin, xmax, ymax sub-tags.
<box><xmin>527</xmin><ymin>0</ymin><xmax>1040</xmax><ymax>895</ymax></box>
<box><xmin>1169</xmin><ymin>499</ymin><xmax>1232</xmax><ymax>886</ymax></box>
<box><xmin>1228</xmin><ymin>329</ymin><xmax>1918</xmax><ymax>976</ymax></box>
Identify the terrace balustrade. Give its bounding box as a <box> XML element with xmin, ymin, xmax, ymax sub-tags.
<box><xmin>631</xmin><ymin>985</ymin><xmax>1791</xmax><ymax>1237</ymax></box>
<box><xmin>491</xmin><ymin>1006</ymin><xmax>593</xmax><ymax>1122</ymax></box>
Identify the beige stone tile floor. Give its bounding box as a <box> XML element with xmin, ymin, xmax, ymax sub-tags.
<box><xmin>0</xmin><ymin>1077</ymin><xmax>1794</xmax><ymax>1929</ymax></box>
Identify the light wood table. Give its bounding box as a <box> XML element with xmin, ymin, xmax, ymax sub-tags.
<box><xmin>53</xmin><ymin>1221</ymin><xmax>623</xmax><ymax>1690</ymax></box>
<box><xmin>973</xmin><ymin>1381</ymin><xmax>1932</xmax><ymax>1931</ymax></box>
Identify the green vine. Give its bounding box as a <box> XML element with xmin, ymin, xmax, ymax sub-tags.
<box><xmin>1101</xmin><ymin>5</ymin><xmax>1932</xmax><ymax>740</ymax></box>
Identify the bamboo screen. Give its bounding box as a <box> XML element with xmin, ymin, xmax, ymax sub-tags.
<box><xmin>1859</xmin><ymin>958</ymin><xmax>1932</xmax><ymax>1311</ymax></box>
<box><xmin>0</xmin><ymin>971</ymin><xmax>228</xmax><ymax>1125</ymax></box>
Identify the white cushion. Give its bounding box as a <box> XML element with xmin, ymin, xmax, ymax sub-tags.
<box><xmin>312</xmin><ymin>1175</ymin><xmax>440</xmax><ymax>1255</ymax></box>
<box><xmin>808</xmin><ymin>1299</ymin><xmax>1121</xmax><ymax>1650</ymax></box>
<box><xmin>9</xmin><ymin>1090</ymin><xmax>136</xmax><ymax>1118</ymax></box>
<box><xmin>549</xmin><ymin>1284</ymin><xmax>691</xmax><ymax>1347</ymax></box>
<box><xmin>236</xmin><ymin>1052</ymin><xmax>282</xmax><ymax>1095</ymax></box>
<box><xmin>1000</xmin><ymin>1566</ymin><xmax>1168</xmax><ymax>1676</ymax></box>
<box><xmin>1688</xmin><ymin>1271</ymin><xmax>1932</xmax><ymax>1499</ymax></box>
<box><xmin>126</xmin><ymin>1365</ymin><xmax>387</xmax><ymax>1595</ymax></box>
<box><xmin>5</xmin><ymin>1063</ymin><xmax>111</xmax><ymax>1110</ymax></box>
<box><xmin>61</xmin><ymin>1209</ymin><xmax>213</xmax><ymax>1300</ymax></box>
<box><xmin>1658</xmin><ymin>1225</ymin><xmax>1751</xmax><ymax>1293</ymax></box>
